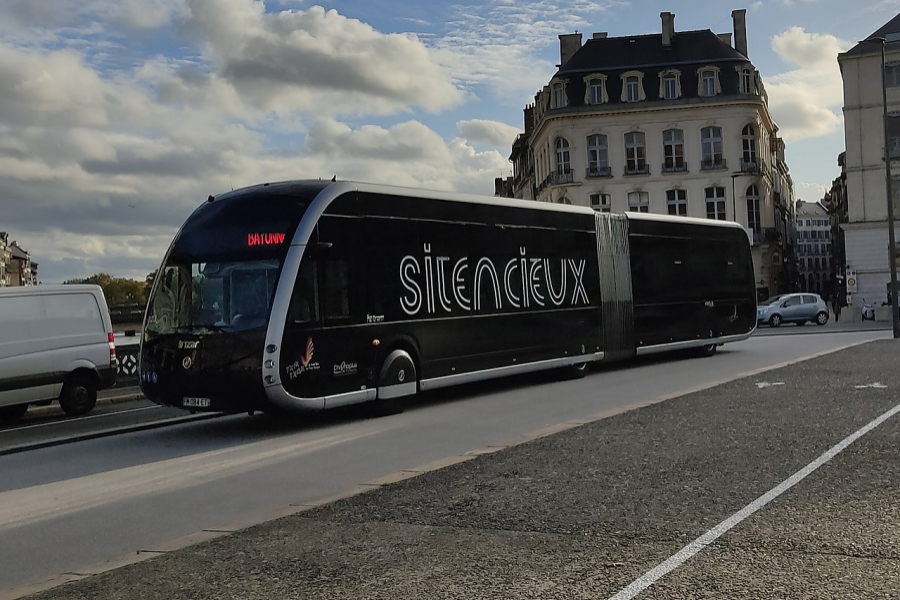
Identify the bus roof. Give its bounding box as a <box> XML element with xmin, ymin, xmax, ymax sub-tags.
<box><xmin>212</xmin><ymin>179</ymin><xmax>595</xmax><ymax>217</ymax></box>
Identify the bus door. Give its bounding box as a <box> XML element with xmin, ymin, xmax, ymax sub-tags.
<box><xmin>283</xmin><ymin>219</ymin><xmax>369</xmax><ymax>400</ymax></box>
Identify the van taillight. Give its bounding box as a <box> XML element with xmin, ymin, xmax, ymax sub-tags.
<box><xmin>109</xmin><ymin>333</ymin><xmax>117</xmax><ymax>366</ymax></box>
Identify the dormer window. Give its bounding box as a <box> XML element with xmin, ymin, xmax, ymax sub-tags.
<box><xmin>698</xmin><ymin>66</ymin><xmax>721</xmax><ymax>97</ymax></box>
<box><xmin>659</xmin><ymin>69</ymin><xmax>681</xmax><ymax>100</ymax></box>
<box><xmin>739</xmin><ymin>67</ymin><xmax>754</xmax><ymax>94</ymax></box>
<box><xmin>583</xmin><ymin>74</ymin><xmax>608</xmax><ymax>105</ymax></box>
<box><xmin>552</xmin><ymin>81</ymin><xmax>567</xmax><ymax>108</ymax></box>
<box><xmin>620</xmin><ymin>71</ymin><xmax>646</xmax><ymax>102</ymax></box>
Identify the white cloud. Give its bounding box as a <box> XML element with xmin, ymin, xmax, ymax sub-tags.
<box><xmin>429</xmin><ymin>0</ymin><xmax>625</xmax><ymax>103</ymax></box>
<box><xmin>179</xmin><ymin>0</ymin><xmax>464</xmax><ymax>117</ymax></box>
<box><xmin>457</xmin><ymin>119</ymin><xmax>522</xmax><ymax>146</ymax></box>
<box><xmin>766</xmin><ymin>27</ymin><xmax>851</xmax><ymax>142</ymax></box>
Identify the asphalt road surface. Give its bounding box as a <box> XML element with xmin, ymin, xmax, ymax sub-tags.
<box><xmin>0</xmin><ymin>330</ymin><xmax>888</xmax><ymax>598</ymax></box>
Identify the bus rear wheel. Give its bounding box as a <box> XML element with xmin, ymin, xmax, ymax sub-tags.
<box><xmin>372</xmin><ymin>349</ymin><xmax>417</xmax><ymax>416</ymax></box>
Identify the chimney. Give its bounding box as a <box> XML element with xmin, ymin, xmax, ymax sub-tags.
<box><xmin>732</xmin><ymin>9</ymin><xmax>747</xmax><ymax>57</ymax></box>
<box><xmin>523</xmin><ymin>104</ymin><xmax>534</xmax><ymax>136</ymax></box>
<box><xmin>558</xmin><ymin>33</ymin><xmax>583</xmax><ymax>66</ymax></box>
<box><xmin>661</xmin><ymin>12</ymin><xmax>675</xmax><ymax>47</ymax></box>
<box><xmin>717</xmin><ymin>33</ymin><xmax>732</xmax><ymax>46</ymax></box>
<box><xmin>593</xmin><ymin>32</ymin><xmax>607</xmax><ymax>39</ymax></box>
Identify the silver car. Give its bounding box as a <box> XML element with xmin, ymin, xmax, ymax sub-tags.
<box><xmin>757</xmin><ymin>293</ymin><xmax>830</xmax><ymax>327</ymax></box>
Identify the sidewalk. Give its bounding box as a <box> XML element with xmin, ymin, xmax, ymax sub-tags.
<box><xmin>27</xmin><ymin>339</ymin><xmax>900</xmax><ymax>600</ymax></box>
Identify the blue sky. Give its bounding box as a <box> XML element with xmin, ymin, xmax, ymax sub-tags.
<box><xmin>0</xmin><ymin>0</ymin><xmax>897</xmax><ymax>283</ymax></box>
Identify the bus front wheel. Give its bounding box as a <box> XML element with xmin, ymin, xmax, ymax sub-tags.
<box><xmin>373</xmin><ymin>349</ymin><xmax>417</xmax><ymax>416</ymax></box>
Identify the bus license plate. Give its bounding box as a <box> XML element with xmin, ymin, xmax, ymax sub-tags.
<box><xmin>182</xmin><ymin>397</ymin><xmax>211</xmax><ymax>408</ymax></box>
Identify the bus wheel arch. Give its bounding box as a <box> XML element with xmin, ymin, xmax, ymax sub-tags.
<box><xmin>373</xmin><ymin>344</ymin><xmax>418</xmax><ymax>416</ymax></box>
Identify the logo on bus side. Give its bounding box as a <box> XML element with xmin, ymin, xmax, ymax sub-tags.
<box><xmin>286</xmin><ymin>337</ymin><xmax>320</xmax><ymax>380</ymax></box>
<box><xmin>399</xmin><ymin>244</ymin><xmax>589</xmax><ymax>316</ymax></box>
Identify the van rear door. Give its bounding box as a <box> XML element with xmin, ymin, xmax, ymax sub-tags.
<box><xmin>43</xmin><ymin>291</ymin><xmax>110</xmax><ymax>389</ymax></box>
<box><xmin>0</xmin><ymin>293</ymin><xmax>55</xmax><ymax>407</ymax></box>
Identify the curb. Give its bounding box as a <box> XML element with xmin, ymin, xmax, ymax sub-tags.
<box><xmin>0</xmin><ymin>413</ymin><xmax>222</xmax><ymax>457</ymax></box>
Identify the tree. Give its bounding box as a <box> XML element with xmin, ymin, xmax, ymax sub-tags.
<box><xmin>65</xmin><ymin>273</ymin><xmax>148</xmax><ymax>307</ymax></box>
<box><xmin>144</xmin><ymin>270</ymin><xmax>157</xmax><ymax>300</ymax></box>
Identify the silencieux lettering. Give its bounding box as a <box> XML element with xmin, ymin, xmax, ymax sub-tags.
<box><xmin>400</xmin><ymin>244</ymin><xmax>589</xmax><ymax>316</ymax></box>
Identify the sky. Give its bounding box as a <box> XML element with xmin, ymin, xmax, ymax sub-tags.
<box><xmin>1</xmin><ymin>0</ymin><xmax>898</xmax><ymax>284</ymax></box>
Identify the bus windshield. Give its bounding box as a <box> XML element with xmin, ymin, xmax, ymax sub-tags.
<box><xmin>146</xmin><ymin>258</ymin><xmax>281</xmax><ymax>335</ymax></box>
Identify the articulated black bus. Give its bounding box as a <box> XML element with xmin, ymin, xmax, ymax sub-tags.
<box><xmin>140</xmin><ymin>180</ymin><xmax>756</xmax><ymax>414</ymax></box>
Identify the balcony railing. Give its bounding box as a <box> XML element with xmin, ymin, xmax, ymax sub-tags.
<box><xmin>624</xmin><ymin>164</ymin><xmax>650</xmax><ymax>176</ymax></box>
<box><xmin>661</xmin><ymin>161</ymin><xmax>688</xmax><ymax>173</ymax></box>
<box><xmin>700</xmin><ymin>158</ymin><xmax>727</xmax><ymax>171</ymax></box>
<box><xmin>586</xmin><ymin>166</ymin><xmax>612</xmax><ymax>178</ymax></box>
<box><xmin>550</xmin><ymin>171</ymin><xmax>574</xmax><ymax>185</ymax></box>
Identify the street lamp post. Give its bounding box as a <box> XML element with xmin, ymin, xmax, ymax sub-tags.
<box><xmin>862</xmin><ymin>36</ymin><xmax>900</xmax><ymax>338</ymax></box>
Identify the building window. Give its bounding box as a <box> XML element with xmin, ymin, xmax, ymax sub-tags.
<box><xmin>626</xmin><ymin>76</ymin><xmax>640</xmax><ymax>102</ymax></box>
<box><xmin>666</xmin><ymin>189</ymin><xmax>687</xmax><ymax>216</ymax></box>
<box><xmin>555</xmin><ymin>138</ymin><xmax>571</xmax><ymax>180</ymax></box>
<box><xmin>620</xmin><ymin>71</ymin><xmax>645</xmax><ymax>102</ymax></box>
<box><xmin>659</xmin><ymin>70</ymin><xmax>681</xmax><ymax>99</ymax></box>
<box><xmin>802</xmin><ymin>230</ymin><xmax>809</xmax><ymax>240</ymax></box>
<box><xmin>586</xmin><ymin>77</ymin><xmax>607</xmax><ymax>105</ymax></box>
<box><xmin>586</xmin><ymin>134</ymin><xmax>609</xmax><ymax>177</ymax></box>
<box><xmin>590</xmin><ymin>193</ymin><xmax>611</xmax><ymax>212</ymax></box>
<box><xmin>701</xmin><ymin>126</ymin><xmax>725</xmax><ymax>170</ymax></box>
<box><xmin>700</xmin><ymin>69</ymin><xmax>718</xmax><ymax>96</ymax></box>
<box><xmin>746</xmin><ymin>185</ymin><xmax>761</xmax><ymax>232</ymax></box>
<box><xmin>627</xmin><ymin>191</ymin><xmax>649</xmax><ymax>213</ymax></box>
<box><xmin>741</xmin><ymin>125</ymin><xmax>757</xmax><ymax>169</ymax></box>
<box><xmin>624</xmin><ymin>131</ymin><xmax>647</xmax><ymax>174</ymax></box>
<box><xmin>662</xmin><ymin>129</ymin><xmax>685</xmax><ymax>172</ymax></box>
<box><xmin>887</xmin><ymin>64</ymin><xmax>900</xmax><ymax>88</ymax></box>
<box><xmin>740</xmin><ymin>68</ymin><xmax>754</xmax><ymax>93</ymax></box>
<box><xmin>705</xmin><ymin>187</ymin><xmax>727</xmax><ymax>220</ymax></box>
<box><xmin>552</xmin><ymin>82</ymin><xmax>566</xmax><ymax>108</ymax></box>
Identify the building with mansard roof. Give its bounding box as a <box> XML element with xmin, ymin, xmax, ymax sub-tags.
<box><xmin>502</xmin><ymin>9</ymin><xmax>797</xmax><ymax>299</ymax></box>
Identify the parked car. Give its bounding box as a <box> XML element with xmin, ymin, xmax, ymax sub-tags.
<box><xmin>757</xmin><ymin>293</ymin><xmax>829</xmax><ymax>327</ymax></box>
<box><xmin>0</xmin><ymin>285</ymin><xmax>117</xmax><ymax>422</ymax></box>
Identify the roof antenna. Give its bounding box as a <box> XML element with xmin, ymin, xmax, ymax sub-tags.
<box><xmin>230</xmin><ymin>178</ymin><xmax>234</xmax><ymax>191</ymax></box>
<box><xmin>331</xmin><ymin>175</ymin><xmax>336</xmax><ymax>182</ymax></box>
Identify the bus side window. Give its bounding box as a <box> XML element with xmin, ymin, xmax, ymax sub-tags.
<box><xmin>289</xmin><ymin>259</ymin><xmax>319</xmax><ymax>324</ymax></box>
<box><xmin>322</xmin><ymin>259</ymin><xmax>350</xmax><ymax>322</ymax></box>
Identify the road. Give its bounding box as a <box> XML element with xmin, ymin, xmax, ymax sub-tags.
<box><xmin>0</xmin><ymin>330</ymin><xmax>887</xmax><ymax>597</ymax></box>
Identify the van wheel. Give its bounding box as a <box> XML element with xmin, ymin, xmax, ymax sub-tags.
<box><xmin>0</xmin><ymin>404</ymin><xmax>28</xmax><ymax>423</ymax></box>
<box><xmin>372</xmin><ymin>349</ymin><xmax>416</xmax><ymax>416</ymax></box>
<box><xmin>60</xmin><ymin>374</ymin><xmax>97</xmax><ymax>416</ymax></box>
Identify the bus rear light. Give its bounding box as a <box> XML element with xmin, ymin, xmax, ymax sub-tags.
<box><xmin>266</xmin><ymin>344</ymin><xmax>277</xmax><ymax>354</ymax></box>
<box><xmin>264</xmin><ymin>359</ymin><xmax>275</xmax><ymax>368</ymax></box>
<box><xmin>372</xmin><ymin>339</ymin><xmax>380</xmax><ymax>346</ymax></box>
<box><xmin>265</xmin><ymin>375</ymin><xmax>275</xmax><ymax>384</ymax></box>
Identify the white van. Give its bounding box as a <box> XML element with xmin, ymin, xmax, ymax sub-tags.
<box><xmin>0</xmin><ymin>285</ymin><xmax>117</xmax><ymax>422</ymax></box>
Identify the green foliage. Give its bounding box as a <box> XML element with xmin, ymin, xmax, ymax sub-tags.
<box><xmin>64</xmin><ymin>272</ymin><xmax>149</xmax><ymax>307</ymax></box>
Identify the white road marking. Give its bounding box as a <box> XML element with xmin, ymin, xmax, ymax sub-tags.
<box><xmin>0</xmin><ymin>406</ymin><xmax>160</xmax><ymax>434</ymax></box>
<box><xmin>755</xmin><ymin>382</ymin><xmax>785</xmax><ymax>389</ymax></box>
<box><xmin>607</xmin><ymin>401</ymin><xmax>900</xmax><ymax>600</ymax></box>
<box><xmin>855</xmin><ymin>382</ymin><xmax>887</xmax><ymax>389</ymax></box>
